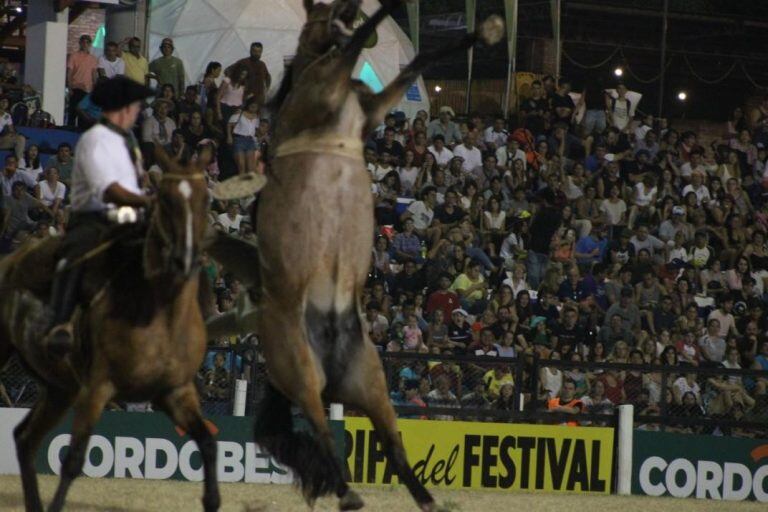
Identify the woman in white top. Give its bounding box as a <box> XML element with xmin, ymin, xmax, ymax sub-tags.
<box><xmin>539</xmin><ymin>351</ymin><xmax>564</xmax><ymax>400</ymax></box>
<box><xmin>36</xmin><ymin>167</ymin><xmax>66</xmax><ymax>219</ymax></box>
<box><xmin>227</xmin><ymin>97</ymin><xmax>261</xmax><ymax>175</ymax></box>
<box><xmin>628</xmin><ymin>174</ymin><xmax>657</xmax><ymax>230</ymax></box>
<box><xmin>20</xmin><ymin>144</ymin><xmax>44</xmax><ymax>181</ymax></box>
<box><xmin>600</xmin><ymin>184</ymin><xmax>627</xmax><ymax>227</ymax></box>
<box><xmin>216</xmin><ymin>67</ymin><xmax>247</xmax><ymax>126</ymax></box>
<box><xmin>482</xmin><ymin>196</ymin><xmax>506</xmax><ymax>256</ymax></box>
<box><xmin>398</xmin><ymin>149</ymin><xmax>420</xmax><ymax>197</ymax></box>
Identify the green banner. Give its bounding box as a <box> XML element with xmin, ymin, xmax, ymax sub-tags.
<box><xmin>633</xmin><ymin>430</ymin><xmax>768</xmax><ymax>502</ymax></box>
<box><xmin>35</xmin><ymin>411</ymin><xmax>344</xmax><ymax>483</ymax></box>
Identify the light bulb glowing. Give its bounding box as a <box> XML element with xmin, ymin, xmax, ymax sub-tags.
<box><xmin>434</xmin><ymin>85</ymin><xmax>442</xmax><ymax>93</ymax></box>
<box><xmin>677</xmin><ymin>91</ymin><xmax>687</xmax><ymax>101</ymax></box>
<box><xmin>614</xmin><ymin>67</ymin><xmax>623</xmax><ymax>77</ymax></box>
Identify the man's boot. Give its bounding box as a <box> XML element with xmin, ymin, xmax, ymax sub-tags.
<box><xmin>43</xmin><ymin>260</ymin><xmax>81</xmax><ymax>358</ymax></box>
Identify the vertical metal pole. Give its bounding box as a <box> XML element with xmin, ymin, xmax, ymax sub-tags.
<box><xmin>406</xmin><ymin>1</ymin><xmax>419</xmax><ymax>54</ymax></box>
<box><xmin>551</xmin><ymin>0</ymin><xmax>562</xmax><ymax>85</ymax></box>
<box><xmin>616</xmin><ymin>404</ymin><xmax>634</xmax><ymax>495</ymax></box>
<box><xmin>503</xmin><ymin>0</ymin><xmax>519</xmax><ymax>118</ymax></box>
<box><xmin>659</xmin><ymin>369</ymin><xmax>669</xmax><ymax>432</ymax></box>
<box><xmin>657</xmin><ymin>0</ymin><xmax>669</xmax><ymax>118</ymax></box>
<box><xmin>465</xmin><ymin>0</ymin><xmax>477</xmax><ymax>114</ymax></box>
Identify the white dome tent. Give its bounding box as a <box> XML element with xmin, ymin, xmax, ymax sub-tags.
<box><xmin>148</xmin><ymin>0</ymin><xmax>430</xmax><ymax>118</ymax></box>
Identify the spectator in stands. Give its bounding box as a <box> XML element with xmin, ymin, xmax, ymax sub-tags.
<box><xmin>427</xmin><ymin>107</ymin><xmax>462</xmax><ymax>147</ymax></box>
<box><xmin>425</xmin><ymin>374</ymin><xmax>460</xmax><ymax>420</ymax></box>
<box><xmin>97</xmin><ymin>41</ymin><xmax>125</xmax><ymax>80</ymax></box>
<box><xmin>120</xmin><ymin>37</ymin><xmax>150</xmax><ymax>85</ymax></box>
<box><xmin>1</xmin><ymin>181</ymin><xmax>51</xmax><ymax>248</ymax></box>
<box><xmin>35</xmin><ymin>167</ymin><xmax>66</xmax><ymax>221</ymax></box>
<box><xmin>217</xmin><ymin>201</ymin><xmax>244</xmax><ymax>234</ymax></box>
<box><xmin>1</xmin><ymin>155</ymin><xmax>35</xmax><ymax>197</ymax></box>
<box><xmin>44</xmin><ymin>143</ymin><xmax>74</xmax><ymax>185</ymax></box>
<box><xmin>202</xmin><ymin>352</ymin><xmax>230</xmax><ymax>400</ymax></box>
<box><xmin>150</xmin><ymin>38</ymin><xmax>186</xmax><ymax>97</ymax></box>
<box><xmin>142</xmin><ymin>99</ymin><xmax>176</xmax><ymax>148</ymax></box>
<box><xmin>483</xmin><ymin>116</ymin><xmax>508</xmax><ymax>150</ymax></box>
<box><xmin>177</xmin><ymin>85</ymin><xmax>202</xmax><ymax>126</ymax></box>
<box><xmin>546</xmin><ymin>378</ymin><xmax>583</xmax><ymax>426</ymax></box>
<box><xmin>453</xmin><ymin>132</ymin><xmax>483</xmax><ymax>174</ymax></box>
<box><xmin>227</xmin><ymin>96</ymin><xmax>261</xmax><ymax>175</ymax></box>
<box><xmin>66</xmin><ymin>34</ymin><xmax>98</xmax><ymax>127</ymax></box>
<box><xmin>226</xmin><ymin>42</ymin><xmax>271</xmax><ymax>107</ymax></box>
<box><xmin>20</xmin><ymin>145</ymin><xmax>43</xmax><ymax>180</ymax></box>
<box><xmin>0</xmin><ymin>96</ymin><xmax>25</xmax><ymax>161</ymax></box>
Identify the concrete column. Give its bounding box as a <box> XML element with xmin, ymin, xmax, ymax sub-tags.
<box><xmin>25</xmin><ymin>3</ymin><xmax>68</xmax><ymax>125</ymax></box>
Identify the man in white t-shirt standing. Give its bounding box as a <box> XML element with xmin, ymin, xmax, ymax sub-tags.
<box><xmin>45</xmin><ymin>76</ymin><xmax>154</xmax><ymax>356</ymax></box>
<box><xmin>97</xmin><ymin>41</ymin><xmax>126</xmax><ymax>80</ymax></box>
<box><xmin>453</xmin><ymin>132</ymin><xmax>482</xmax><ymax>173</ymax></box>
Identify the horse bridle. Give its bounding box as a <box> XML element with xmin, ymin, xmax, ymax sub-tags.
<box><xmin>145</xmin><ymin>172</ymin><xmax>206</xmax><ymax>279</ymax></box>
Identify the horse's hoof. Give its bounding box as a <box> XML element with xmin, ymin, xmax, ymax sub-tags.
<box><xmin>420</xmin><ymin>501</ymin><xmax>438</xmax><ymax>512</ymax></box>
<box><xmin>339</xmin><ymin>489</ymin><xmax>364</xmax><ymax>511</ymax></box>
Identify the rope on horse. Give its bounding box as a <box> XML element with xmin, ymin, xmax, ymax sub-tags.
<box><xmin>274</xmin><ymin>133</ymin><xmax>363</xmax><ymax>160</ymax></box>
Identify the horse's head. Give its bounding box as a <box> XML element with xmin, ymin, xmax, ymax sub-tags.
<box><xmin>299</xmin><ymin>0</ymin><xmax>361</xmax><ymax>56</ymax></box>
<box><xmin>148</xmin><ymin>147</ymin><xmax>211</xmax><ymax>281</ymax></box>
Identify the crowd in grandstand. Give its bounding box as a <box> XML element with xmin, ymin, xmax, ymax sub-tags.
<box><xmin>0</xmin><ymin>32</ymin><xmax>767</xmax><ymax>434</ymax></box>
<box><xmin>363</xmin><ymin>77</ymin><xmax>768</xmax><ymax>434</ymax></box>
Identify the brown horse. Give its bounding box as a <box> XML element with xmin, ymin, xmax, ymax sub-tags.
<box><xmin>0</xmin><ymin>149</ymin><xmax>218</xmax><ymax>512</ymax></box>
<box><xmin>252</xmin><ymin>1</ymin><xmax>503</xmax><ymax>510</ymax></box>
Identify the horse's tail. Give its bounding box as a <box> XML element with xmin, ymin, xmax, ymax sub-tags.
<box><xmin>254</xmin><ymin>383</ymin><xmax>345</xmax><ymax>504</ymax></box>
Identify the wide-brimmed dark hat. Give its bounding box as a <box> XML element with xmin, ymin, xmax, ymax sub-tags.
<box><xmin>91</xmin><ymin>76</ymin><xmax>155</xmax><ymax>112</ymax></box>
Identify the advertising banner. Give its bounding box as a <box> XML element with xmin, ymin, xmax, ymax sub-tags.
<box><xmin>344</xmin><ymin>417</ymin><xmax>614</xmax><ymax>493</ymax></box>
<box><xmin>633</xmin><ymin>430</ymin><xmax>768</xmax><ymax>502</ymax></box>
<box><xmin>0</xmin><ymin>408</ymin><xmax>341</xmax><ymax>483</ymax></box>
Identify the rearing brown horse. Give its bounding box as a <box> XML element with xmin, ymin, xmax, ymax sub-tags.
<box><xmin>252</xmin><ymin>1</ymin><xmax>503</xmax><ymax>510</ymax></box>
<box><xmin>0</xmin><ymin>149</ymin><xmax>218</xmax><ymax>512</ymax></box>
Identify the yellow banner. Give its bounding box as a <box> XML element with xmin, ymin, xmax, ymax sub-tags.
<box><xmin>344</xmin><ymin>418</ymin><xmax>613</xmax><ymax>493</ymax></box>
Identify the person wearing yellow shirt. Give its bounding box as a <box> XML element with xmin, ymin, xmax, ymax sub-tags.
<box><xmin>450</xmin><ymin>260</ymin><xmax>488</xmax><ymax>314</ymax></box>
<box><xmin>483</xmin><ymin>365</ymin><xmax>515</xmax><ymax>400</ymax></box>
<box><xmin>120</xmin><ymin>37</ymin><xmax>150</xmax><ymax>85</ymax></box>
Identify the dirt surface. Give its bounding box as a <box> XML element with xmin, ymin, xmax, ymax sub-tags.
<box><xmin>0</xmin><ymin>475</ymin><xmax>762</xmax><ymax>511</ymax></box>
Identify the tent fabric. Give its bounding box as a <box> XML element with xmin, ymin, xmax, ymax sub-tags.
<box><xmin>149</xmin><ymin>0</ymin><xmax>430</xmax><ymax>118</ymax></box>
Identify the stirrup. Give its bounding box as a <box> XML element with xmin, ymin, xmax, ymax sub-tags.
<box><xmin>44</xmin><ymin>323</ymin><xmax>74</xmax><ymax>358</ymax></box>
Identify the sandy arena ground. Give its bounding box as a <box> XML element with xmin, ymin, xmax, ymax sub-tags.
<box><xmin>0</xmin><ymin>475</ymin><xmax>764</xmax><ymax>511</ymax></box>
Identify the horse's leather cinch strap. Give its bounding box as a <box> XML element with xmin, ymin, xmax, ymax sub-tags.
<box><xmin>274</xmin><ymin>134</ymin><xmax>363</xmax><ymax>160</ymax></box>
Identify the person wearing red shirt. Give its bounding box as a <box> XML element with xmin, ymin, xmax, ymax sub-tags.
<box><xmin>426</xmin><ymin>273</ymin><xmax>460</xmax><ymax>324</ymax></box>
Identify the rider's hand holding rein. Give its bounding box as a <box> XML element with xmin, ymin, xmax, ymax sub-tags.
<box><xmin>104</xmin><ymin>182</ymin><xmax>153</xmax><ymax>210</ymax></box>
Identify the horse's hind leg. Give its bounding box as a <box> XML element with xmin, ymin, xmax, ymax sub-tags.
<box><xmin>256</xmin><ymin>303</ymin><xmax>360</xmax><ymax>509</ymax></box>
<box><xmin>157</xmin><ymin>383</ymin><xmax>220</xmax><ymax>512</ymax></box>
<box><xmin>333</xmin><ymin>313</ymin><xmax>435</xmax><ymax>512</ymax></box>
<box><xmin>14</xmin><ymin>386</ymin><xmax>73</xmax><ymax>512</ymax></box>
<box><xmin>48</xmin><ymin>381</ymin><xmax>114</xmax><ymax>512</ymax></box>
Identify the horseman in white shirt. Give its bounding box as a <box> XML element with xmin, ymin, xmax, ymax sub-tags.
<box><xmin>44</xmin><ymin>76</ymin><xmax>154</xmax><ymax>355</ymax></box>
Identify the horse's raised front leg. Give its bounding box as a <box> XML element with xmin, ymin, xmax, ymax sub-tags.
<box><xmin>157</xmin><ymin>383</ymin><xmax>220</xmax><ymax>512</ymax></box>
<box><xmin>332</xmin><ymin>311</ymin><xmax>435</xmax><ymax>512</ymax></box>
<box><xmin>14</xmin><ymin>387</ymin><xmax>73</xmax><ymax>512</ymax></box>
<box><xmin>360</xmin><ymin>15</ymin><xmax>504</xmax><ymax>128</ymax></box>
<box><xmin>47</xmin><ymin>381</ymin><xmax>114</xmax><ymax>512</ymax></box>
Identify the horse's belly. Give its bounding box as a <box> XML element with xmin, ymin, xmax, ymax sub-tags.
<box><xmin>258</xmin><ymin>155</ymin><xmax>373</xmax><ymax>312</ymax></box>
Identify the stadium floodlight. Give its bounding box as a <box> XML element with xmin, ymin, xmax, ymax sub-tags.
<box><xmin>614</xmin><ymin>67</ymin><xmax>624</xmax><ymax>77</ymax></box>
<box><xmin>677</xmin><ymin>91</ymin><xmax>687</xmax><ymax>101</ymax></box>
